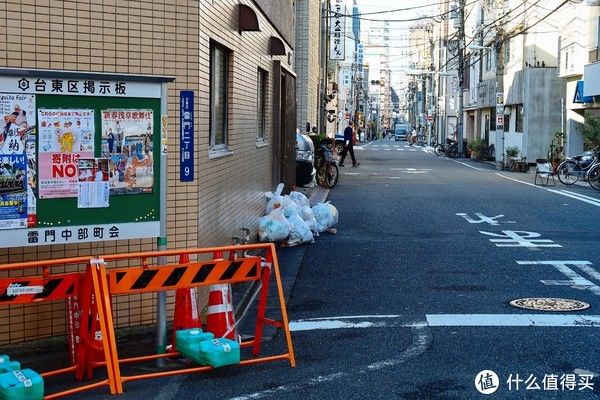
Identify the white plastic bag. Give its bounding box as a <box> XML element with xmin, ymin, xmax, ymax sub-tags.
<box><xmin>298</xmin><ymin>206</ymin><xmax>319</xmax><ymax>234</ymax></box>
<box><xmin>264</xmin><ymin>183</ymin><xmax>285</xmax><ymax>214</ymax></box>
<box><xmin>289</xmin><ymin>191</ymin><xmax>310</xmax><ymax>208</ymax></box>
<box><xmin>312</xmin><ymin>202</ymin><xmax>339</xmax><ymax>232</ymax></box>
<box><xmin>258</xmin><ymin>209</ymin><xmax>291</xmax><ymax>242</ymax></box>
<box><xmin>286</xmin><ymin>213</ymin><xmax>314</xmax><ymax>246</ymax></box>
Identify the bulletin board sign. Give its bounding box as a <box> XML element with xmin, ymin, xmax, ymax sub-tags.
<box><xmin>0</xmin><ymin>69</ymin><xmax>173</xmax><ymax>247</ymax></box>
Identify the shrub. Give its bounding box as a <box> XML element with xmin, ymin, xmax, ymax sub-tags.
<box><xmin>505</xmin><ymin>146</ymin><xmax>519</xmax><ymax>158</ymax></box>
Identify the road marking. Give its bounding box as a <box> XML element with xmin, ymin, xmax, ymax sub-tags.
<box><xmin>517</xmin><ymin>261</ymin><xmax>600</xmax><ymax>295</ymax></box>
<box><xmin>426</xmin><ymin>314</ymin><xmax>600</xmax><ymax>327</ymax></box>
<box><xmin>456</xmin><ymin>212</ymin><xmax>506</xmax><ymax>226</ymax></box>
<box><xmin>289</xmin><ymin>313</ymin><xmax>600</xmax><ymax>330</ymax></box>
<box><xmin>496</xmin><ymin>173</ymin><xmax>600</xmax><ymax>207</ymax></box>
<box><xmin>454</xmin><ymin>160</ymin><xmax>487</xmax><ymax>171</ymax></box>
<box><xmin>480</xmin><ymin>230</ymin><xmax>561</xmax><ymax>248</ymax></box>
<box><xmin>229</xmin><ymin>323</ymin><xmax>430</xmax><ymax>400</ymax></box>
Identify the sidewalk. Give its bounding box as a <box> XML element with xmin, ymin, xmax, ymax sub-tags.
<box><xmin>234</xmin><ymin>185</ymin><xmax>329</xmax><ymax>341</ymax></box>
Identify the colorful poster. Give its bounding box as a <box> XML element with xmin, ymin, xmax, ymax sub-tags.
<box><xmin>0</xmin><ymin>94</ymin><xmax>35</xmax><ymax>154</ymax></box>
<box><xmin>101</xmin><ymin>110</ymin><xmax>154</xmax><ymax>195</ymax></box>
<box><xmin>37</xmin><ymin>109</ymin><xmax>95</xmax><ymax>198</ymax></box>
<box><xmin>0</xmin><ymin>154</ymin><xmax>28</xmax><ymax>230</ymax></box>
<box><xmin>77</xmin><ymin>158</ymin><xmax>109</xmax><ymax>208</ymax></box>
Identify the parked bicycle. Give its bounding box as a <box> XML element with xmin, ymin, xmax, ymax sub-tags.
<box><xmin>434</xmin><ymin>138</ymin><xmax>459</xmax><ymax>158</ymax></box>
<box><xmin>315</xmin><ymin>144</ymin><xmax>339</xmax><ymax>189</ymax></box>
<box><xmin>556</xmin><ymin>149</ymin><xmax>600</xmax><ymax>186</ymax></box>
<box><xmin>588</xmin><ymin>162</ymin><xmax>600</xmax><ymax>191</ymax></box>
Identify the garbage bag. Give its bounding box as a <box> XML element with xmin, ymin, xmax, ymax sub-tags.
<box><xmin>312</xmin><ymin>202</ymin><xmax>339</xmax><ymax>232</ymax></box>
<box><xmin>298</xmin><ymin>206</ymin><xmax>319</xmax><ymax>234</ymax></box>
<box><xmin>258</xmin><ymin>209</ymin><xmax>291</xmax><ymax>242</ymax></box>
<box><xmin>264</xmin><ymin>183</ymin><xmax>285</xmax><ymax>214</ymax></box>
<box><xmin>286</xmin><ymin>213</ymin><xmax>314</xmax><ymax>246</ymax></box>
<box><xmin>289</xmin><ymin>191</ymin><xmax>310</xmax><ymax>208</ymax></box>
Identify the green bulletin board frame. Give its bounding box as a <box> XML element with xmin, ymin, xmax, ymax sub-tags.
<box><xmin>35</xmin><ymin>95</ymin><xmax>161</xmax><ymax>226</ymax></box>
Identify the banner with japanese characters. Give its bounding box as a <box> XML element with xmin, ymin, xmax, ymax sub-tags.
<box><xmin>77</xmin><ymin>158</ymin><xmax>110</xmax><ymax>208</ymax></box>
<box><xmin>329</xmin><ymin>0</ymin><xmax>345</xmax><ymax>60</ymax></box>
<box><xmin>37</xmin><ymin>109</ymin><xmax>95</xmax><ymax>198</ymax></box>
<box><xmin>0</xmin><ymin>154</ymin><xmax>28</xmax><ymax>230</ymax></box>
<box><xmin>101</xmin><ymin>109</ymin><xmax>154</xmax><ymax>195</ymax></box>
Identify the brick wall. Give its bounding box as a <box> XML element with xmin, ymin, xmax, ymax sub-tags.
<box><xmin>0</xmin><ymin>0</ymin><xmax>293</xmax><ymax>344</ymax></box>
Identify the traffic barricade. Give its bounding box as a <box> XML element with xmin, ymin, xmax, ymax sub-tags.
<box><xmin>85</xmin><ymin>243</ymin><xmax>295</xmax><ymax>395</ymax></box>
<box><xmin>0</xmin><ymin>258</ymin><xmax>120</xmax><ymax>399</ymax></box>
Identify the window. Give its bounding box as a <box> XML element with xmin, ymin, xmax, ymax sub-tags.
<box><xmin>515</xmin><ymin>104</ymin><xmax>524</xmax><ymax>132</ymax></box>
<box><xmin>210</xmin><ymin>42</ymin><xmax>229</xmax><ymax>150</ymax></box>
<box><xmin>504</xmin><ymin>109</ymin><xmax>510</xmax><ymax>132</ymax></box>
<box><xmin>257</xmin><ymin>68</ymin><xmax>268</xmax><ymax>141</ymax></box>
<box><xmin>490</xmin><ymin>107</ymin><xmax>496</xmax><ymax>131</ymax></box>
<box><xmin>504</xmin><ymin>39</ymin><xmax>510</xmax><ymax>64</ymax></box>
<box><xmin>485</xmin><ymin>50</ymin><xmax>492</xmax><ymax>72</ymax></box>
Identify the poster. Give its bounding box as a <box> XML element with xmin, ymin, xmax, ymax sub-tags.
<box><xmin>0</xmin><ymin>154</ymin><xmax>28</xmax><ymax>230</ymax></box>
<box><xmin>77</xmin><ymin>158</ymin><xmax>109</xmax><ymax>208</ymax></box>
<box><xmin>0</xmin><ymin>93</ymin><xmax>37</xmax><ymax>226</ymax></box>
<box><xmin>0</xmin><ymin>94</ymin><xmax>35</xmax><ymax>154</ymax></box>
<box><xmin>37</xmin><ymin>109</ymin><xmax>95</xmax><ymax>198</ymax></box>
<box><xmin>101</xmin><ymin>110</ymin><xmax>154</xmax><ymax>195</ymax></box>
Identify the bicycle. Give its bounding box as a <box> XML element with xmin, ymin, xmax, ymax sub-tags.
<box><xmin>586</xmin><ymin>160</ymin><xmax>600</xmax><ymax>191</ymax></box>
<box><xmin>556</xmin><ymin>149</ymin><xmax>600</xmax><ymax>185</ymax></box>
<box><xmin>315</xmin><ymin>144</ymin><xmax>339</xmax><ymax>189</ymax></box>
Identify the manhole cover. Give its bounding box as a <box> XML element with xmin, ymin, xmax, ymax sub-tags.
<box><xmin>510</xmin><ymin>298</ymin><xmax>590</xmax><ymax>312</ymax></box>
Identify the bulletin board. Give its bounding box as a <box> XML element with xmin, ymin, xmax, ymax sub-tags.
<box><xmin>0</xmin><ymin>70</ymin><xmax>172</xmax><ymax>247</ymax></box>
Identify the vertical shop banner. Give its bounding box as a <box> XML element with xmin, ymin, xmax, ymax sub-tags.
<box><xmin>101</xmin><ymin>110</ymin><xmax>154</xmax><ymax>195</ymax></box>
<box><xmin>77</xmin><ymin>158</ymin><xmax>110</xmax><ymax>208</ymax></box>
<box><xmin>180</xmin><ymin>91</ymin><xmax>194</xmax><ymax>182</ymax></box>
<box><xmin>0</xmin><ymin>154</ymin><xmax>28</xmax><ymax>229</ymax></box>
<box><xmin>0</xmin><ymin>93</ymin><xmax>37</xmax><ymax>226</ymax></box>
<box><xmin>37</xmin><ymin>109</ymin><xmax>95</xmax><ymax>198</ymax></box>
<box><xmin>329</xmin><ymin>0</ymin><xmax>345</xmax><ymax>60</ymax></box>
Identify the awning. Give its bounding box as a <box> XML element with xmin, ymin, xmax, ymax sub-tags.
<box><xmin>574</xmin><ymin>80</ymin><xmax>594</xmax><ymax>104</ymax></box>
<box><xmin>270</xmin><ymin>36</ymin><xmax>286</xmax><ymax>56</ymax></box>
<box><xmin>238</xmin><ymin>4</ymin><xmax>260</xmax><ymax>35</ymax></box>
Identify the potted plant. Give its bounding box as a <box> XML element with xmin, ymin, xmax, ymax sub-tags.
<box><xmin>505</xmin><ymin>146</ymin><xmax>520</xmax><ymax>158</ymax></box>
<box><xmin>548</xmin><ymin>131</ymin><xmax>565</xmax><ymax>172</ymax></box>
<box><xmin>468</xmin><ymin>138</ymin><xmax>488</xmax><ymax>161</ymax></box>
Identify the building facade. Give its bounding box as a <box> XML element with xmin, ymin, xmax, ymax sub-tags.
<box><xmin>0</xmin><ymin>0</ymin><xmax>295</xmax><ymax>344</ymax></box>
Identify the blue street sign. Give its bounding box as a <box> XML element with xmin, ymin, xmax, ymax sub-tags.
<box><xmin>180</xmin><ymin>91</ymin><xmax>194</xmax><ymax>182</ymax></box>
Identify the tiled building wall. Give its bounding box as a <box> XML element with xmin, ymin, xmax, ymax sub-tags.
<box><xmin>0</xmin><ymin>0</ymin><xmax>292</xmax><ymax>344</ymax></box>
<box><xmin>295</xmin><ymin>0</ymin><xmax>320</xmax><ymax>131</ymax></box>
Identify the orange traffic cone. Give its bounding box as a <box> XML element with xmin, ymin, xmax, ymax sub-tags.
<box><xmin>172</xmin><ymin>254</ymin><xmax>201</xmax><ymax>349</ymax></box>
<box><xmin>205</xmin><ymin>284</ymin><xmax>236</xmax><ymax>340</ymax></box>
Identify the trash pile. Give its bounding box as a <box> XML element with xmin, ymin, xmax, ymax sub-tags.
<box><xmin>259</xmin><ymin>183</ymin><xmax>338</xmax><ymax>246</ymax></box>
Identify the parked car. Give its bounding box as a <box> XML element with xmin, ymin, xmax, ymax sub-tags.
<box><xmin>296</xmin><ymin>130</ymin><xmax>315</xmax><ymax>186</ymax></box>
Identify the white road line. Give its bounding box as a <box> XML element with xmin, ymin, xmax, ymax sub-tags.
<box><xmin>290</xmin><ymin>314</ymin><xmax>600</xmax><ymax>330</ymax></box>
<box><xmin>547</xmin><ymin>189</ymin><xmax>600</xmax><ymax>207</ymax></box>
<box><xmin>426</xmin><ymin>314</ymin><xmax>600</xmax><ymax>327</ymax></box>
<box><xmin>496</xmin><ymin>173</ymin><xmax>600</xmax><ymax>207</ymax></box>
<box><xmin>453</xmin><ymin>160</ymin><xmax>487</xmax><ymax>171</ymax></box>
<box><xmin>561</xmin><ymin>190</ymin><xmax>600</xmax><ymax>205</ymax></box>
<box><xmin>228</xmin><ymin>324</ymin><xmax>431</xmax><ymax>400</ymax></box>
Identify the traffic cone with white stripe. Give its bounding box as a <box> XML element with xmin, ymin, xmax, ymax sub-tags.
<box><xmin>205</xmin><ymin>283</ymin><xmax>236</xmax><ymax>340</ymax></box>
<box><xmin>171</xmin><ymin>254</ymin><xmax>201</xmax><ymax>349</ymax></box>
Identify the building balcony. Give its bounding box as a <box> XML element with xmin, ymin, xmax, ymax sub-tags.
<box><xmin>590</xmin><ymin>47</ymin><xmax>600</xmax><ymax>64</ymax></box>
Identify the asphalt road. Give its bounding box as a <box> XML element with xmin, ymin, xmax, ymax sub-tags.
<box><xmin>74</xmin><ymin>139</ymin><xmax>600</xmax><ymax>399</ymax></box>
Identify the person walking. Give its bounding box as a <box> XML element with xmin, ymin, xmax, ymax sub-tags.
<box><xmin>339</xmin><ymin>121</ymin><xmax>359</xmax><ymax>167</ymax></box>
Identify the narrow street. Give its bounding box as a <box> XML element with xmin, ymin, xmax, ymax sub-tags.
<box><xmin>94</xmin><ymin>140</ymin><xmax>600</xmax><ymax>399</ymax></box>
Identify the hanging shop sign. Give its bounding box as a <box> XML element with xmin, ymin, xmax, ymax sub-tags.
<box><xmin>329</xmin><ymin>0</ymin><xmax>346</xmax><ymax>61</ymax></box>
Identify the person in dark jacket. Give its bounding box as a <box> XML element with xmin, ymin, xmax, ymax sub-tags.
<box><xmin>339</xmin><ymin>121</ymin><xmax>359</xmax><ymax>167</ymax></box>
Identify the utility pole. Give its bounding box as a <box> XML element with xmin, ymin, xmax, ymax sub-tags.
<box><xmin>494</xmin><ymin>0</ymin><xmax>506</xmax><ymax>170</ymax></box>
<box><xmin>457</xmin><ymin>0</ymin><xmax>466</xmax><ymax>155</ymax></box>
